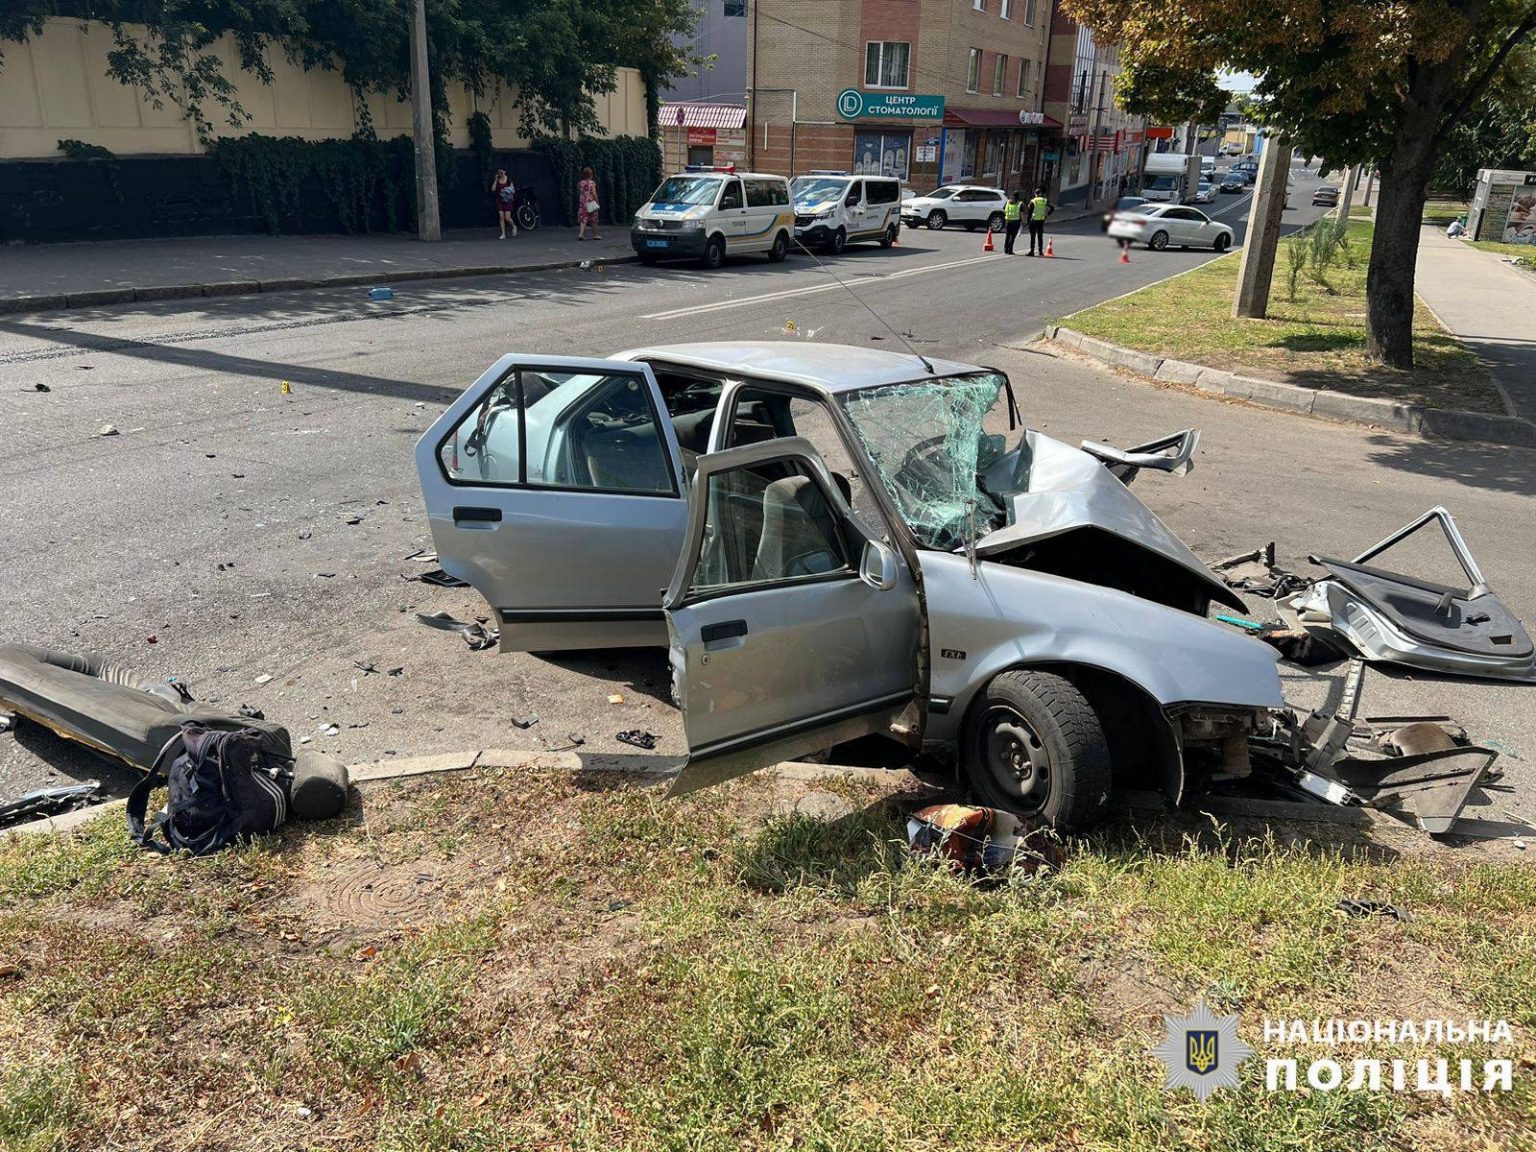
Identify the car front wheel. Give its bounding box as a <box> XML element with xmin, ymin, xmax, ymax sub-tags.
<box><xmin>927</xmin><ymin>209</ymin><xmax>947</xmax><ymax>230</ymax></box>
<box><xmin>1213</xmin><ymin>232</ymin><xmax>1231</xmax><ymax>252</ymax></box>
<box><xmin>1148</xmin><ymin>230</ymin><xmax>1170</xmax><ymax>251</ymax></box>
<box><xmin>962</xmin><ymin>669</ymin><xmax>1112</xmax><ymax>830</ymax></box>
<box><xmin>701</xmin><ymin>234</ymin><xmax>726</xmax><ymax>270</ymax></box>
<box><xmin>829</xmin><ymin>227</ymin><xmax>847</xmax><ymax>255</ymax></box>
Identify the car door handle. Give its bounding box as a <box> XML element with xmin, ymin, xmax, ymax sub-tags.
<box><xmin>452</xmin><ymin>506</ymin><xmax>502</xmax><ymax>524</ymax></box>
<box><xmin>701</xmin><ymin>619</ymin><xmax>748</xmax><ymax>649</ymax></box>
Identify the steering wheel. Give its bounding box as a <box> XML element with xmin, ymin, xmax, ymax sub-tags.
<box><xmin>891</xmin><ymin>434</ymin><xmax>955</xmax><ymax>495</ymax></box>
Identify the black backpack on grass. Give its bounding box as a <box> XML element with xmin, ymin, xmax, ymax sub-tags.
<box><xmin>127</xmin><ymin>724</ymin><xmax>291</xmax><ymax>855</ymax></box>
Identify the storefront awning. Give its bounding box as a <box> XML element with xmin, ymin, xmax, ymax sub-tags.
<box><xmin>658</xmin><ymin>103</ymin><xmax>747</xmax><ymax>130</ymax></box>
<box><xmin>942</xmin><ymin>108</ymin><xmax>1063</xmax><ymax>129</ymax></box>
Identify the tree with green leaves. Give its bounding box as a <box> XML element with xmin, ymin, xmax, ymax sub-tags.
<box><xmin>0</xmin><ymin>0</ymin><xmax>697</xmax><ymax>141</ymax></box>
<box><xmin>1064</xmin><ymin>0</ymin><xmax>1536</xmax><ymax>369</ymax></box>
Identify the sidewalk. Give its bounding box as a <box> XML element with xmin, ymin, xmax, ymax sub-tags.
<box><xmin>1415</xmin><ymin>224</ymin><xmax>1536</xmax><ymax>421</ymax></box>
<box><xmin>0</xmin><ymin>227</ymin><xmax>635</xmax><ymax>314</ymax></box>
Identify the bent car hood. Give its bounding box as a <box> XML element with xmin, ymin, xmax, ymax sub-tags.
<box><xmin>978</xmin><ymin>431</ymin><xmax>1244</xmax><ymax>611</ymax></box>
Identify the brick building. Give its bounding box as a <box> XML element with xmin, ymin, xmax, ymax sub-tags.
<box><xmin>1041</xmin><ymin>7</ymin><xmax>1145</xmax><ymax>207</ymax></box>
<box><xmin>746</xmin><ymin>0</ymin><xmax>1059</xmax><ymax>190</ymax></box>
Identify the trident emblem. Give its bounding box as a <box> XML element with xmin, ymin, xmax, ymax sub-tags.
<box><xmin>1186</xmin><ymin>1030</ymin><xmax>1219</xmax><ymax>1075</ymax></box>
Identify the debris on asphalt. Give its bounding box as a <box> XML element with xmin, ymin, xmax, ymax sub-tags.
<box><xmin>345</xmin><ymin>515</ymin><xmax>363</xmax><ymax>526</ymax></box>
<box><xmin>353</xmin><ymin>661</ymin><xmax>378</xmax><ymax>676</ymax></box>
<box><xmin>146</xmin><ymin>635</ymin><xmax>158</xmax><ymax>645</ymax></box>
<box><xmin>463</xmin><ymin>622</ymin><xmax>497</xmax><ymax>651</ymax></box>
<box><xmin>98</xmin><ymin>424</ymin><xmax>119</xmax><ymax>437</ymax></box>
<box><xmin>906</xmin><ymin>803</ymin><xmax>1063</xmax><ymax>876</ymax></box>
<box><xmin>32</xmin><ymin>383</ymin><xmax>50</xmax><ymax>393</ymax></box>
<box><xmin>318</xmin><ymin>724</ymin><xmax>340</xmax><ymax>737</ymax></box>
<box><xmin>616</xmin><ymin>729</ymin><xmax>659</xmax><ymax>750</ymax></box>
<box><xmin>0</xmin><ymin>712</ymin><xmax>11</xmax><ymax>733</ymax></box>
<box><xmin>413</xmin><ymin>610</ymin><xmax>499</xmax><ymax>650</ymax></box>
<box><xmin>0</xmin><ymin>782</ymin><xmax>101</xmax><ymax>830</ymax></box>
<box><xmin>238</xmin><ymin>705</ymin><xmax>265</xmax><ymax>720</ymax></box>
<box><xmin>387</xmin><ymin>667</ymin><xmax>404</xmax><ymax>677</ymax></box>
<box><xmin>369</xmin><ymin>287</ymin><xmax>395</xmax><ymax>301</ymax></box>
<box><xmin>255</xmin><ymin>674</ymin><xmax>274</xmax><ymax>685</ymax></box>
<box><xmin>413</xmin><ymin>569</ymin><xmax>469</xmax><ymax>588</ymax></box>
<box><xmin>607</xmin><ymin>694</ymin><xmax>625</xmax><ymax>705</ymax></box>
<box><xmin>1334</xmin><ymin>898</ymin><xmax>1410</xmax><ymax>922</ymax></box>
<box><xmin>511</xmin><ymin>714</ymin><xmax>539</xmax><ymax>729</ymax></box>
<box><xmin>403</xmin><ymin>549</ymin><xmax>437</xmax><ymax>563</ymax></box>
<box><xmin>1212</xmin><ymin>542</ymin><xmax>1311</xmax><ymax>600</ymax></box>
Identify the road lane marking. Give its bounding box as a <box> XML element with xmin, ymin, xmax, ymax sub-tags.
<box><xmin>640</xmin><ymin>255</ymin><xmax>999</xmax><ymax>319</ymax></box>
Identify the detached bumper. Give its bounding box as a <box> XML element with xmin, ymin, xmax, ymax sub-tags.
<box><xmin>631</xmin><ymin>228</ymin><xmax>708</xmax><ymax>259</ymax></box>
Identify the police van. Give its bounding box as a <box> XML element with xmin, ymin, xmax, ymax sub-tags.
<box><xmin>789</xmin><ymin>172</ymin><xmax>903</xmax><ymax>253</ymax></box>
<box><xmin>630</xmin><ymin>166</ymin><xmax>794</xmax><ymax>269</ymax></box>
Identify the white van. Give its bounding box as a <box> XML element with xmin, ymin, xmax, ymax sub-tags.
<box><xmin>789</xmin><ymin>172</ymin><xmax>903</xmax><ymax>253</ymax></box>
<box><xmin>1142</xmin><ymin>153</ymin><xmax>1193</xmax><ymax>203</ymax></box>
<box><xmin>631</xmin><ymin>168</ymin><xmax>794</xmax><ymax>269</ymax></box>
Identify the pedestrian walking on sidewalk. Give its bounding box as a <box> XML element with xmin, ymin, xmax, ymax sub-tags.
<box><xmin>1003</xmin><ymin>191</ymin><xmax>1023</xmax><ymax>255</ymax></box>
<box><xmin>492</xmin><ymin>169</ymin><xmax>517</xmax><ymax>239</ymax></box>
<box><xmin>1027</xmin><ymin>187</ymin><xmax>1052</xmax><ymax>255</ymax></box>
<box><xmin>577</xmin><ymin>167</ymin><xmax>602</xmax><ymax>241</ymax></box>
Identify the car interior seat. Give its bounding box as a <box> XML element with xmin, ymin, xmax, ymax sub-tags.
<box><xmin>752</xmin><ymin>475</ymin><xmax>846</xmax><ymax>580</ymax></box>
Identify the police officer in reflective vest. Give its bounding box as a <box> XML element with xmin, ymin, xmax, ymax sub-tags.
<box><xmin>1027</xmin><ymin>187</ymin><xmax>1053</xmax><ymax>255</ymax></box>
<box><xmin>1003</xmin><ymin>191</ymin><xmax>1023</xmax><ymax>254</ymax></box>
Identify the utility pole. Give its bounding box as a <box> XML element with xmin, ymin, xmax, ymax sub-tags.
<box><xmin>1233</xmin><ymin>133</ymin><xmax>1288</xmax><ymax>319</ymax></box>
<box><xmin>1363</xmin><ymin>167</ymin><xmax>1376</xmax><ymax>207</ymax></box>
<box><xmin>410</xmin><ymin>0</ymin><xmax>441</xmax><ymax>241</ymax></box>
<box><xmin>1337</xmin><ymin>163</ymin><xmax>1360</xmax><ymax>219</ymax></box>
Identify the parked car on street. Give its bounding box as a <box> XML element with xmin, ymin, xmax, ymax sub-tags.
<box><xmin>1108</xmin><ymin>204</ymin><xmax>1234</xmax><ymax>251</ymax></box>
<box><xmin>900</xmin><ymin>185</ymin><xmax>1009</xmax><ymax>232</ymax></box>
<box><xmin>1101</xmin><ymin>195</ymin><xmax>1149</xmax><ymax>231</ymax></box>
<box><xmin>415</xmin><ymin>343</ymin><xmax>1282</xmax><ymax>830</ymax></box>
<box><xmin>789</xmin><ymin>173</ymin><xmax>902</xmax><ymax>252</ymax></box>
<box><xmin>1191</xmin><ymin>181</ymin><xmax>1216</xmax><ymax>204</ymax></box>
<box><xmin>1312</xmin><ymin>186</ymin><xmax>1341</xmax><ymax>207</ymax></box>
<box><xmin>631</xmin><ymin>169</ymin><xmax>794</xmax><ymax>269</ymax></box>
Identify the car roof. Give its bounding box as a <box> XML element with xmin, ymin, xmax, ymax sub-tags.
<box><xmin>614</xmin><ymin>342</ymin><xmax>985</xmax><ymax>393</ymax></box>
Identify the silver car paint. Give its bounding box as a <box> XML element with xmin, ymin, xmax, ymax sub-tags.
<box><xmin>917</xmin><ymin>551</ymin><xmax>1285</xmax><ymax>748</ymax></box>
<box><xmin>978</xmin><ymin>430</ymin><xmax>1243</xmax><ymax>610</ymax></box>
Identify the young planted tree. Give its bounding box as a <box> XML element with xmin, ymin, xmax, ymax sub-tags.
<box><xmin>1064</xmin><ymin>0</ymin><xmax>1536</xmax><ymax>368</ymax></box>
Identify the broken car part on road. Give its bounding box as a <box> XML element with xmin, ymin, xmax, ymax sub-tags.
<box><xmin>416</xmin><ymin>343</ymin><xmax>1283</xmax><ymax>831</ymax></box>
<box><xmin>0</xmin><ymin>645</ymin><xmax>349</xmax><ymax>825</ymax></box>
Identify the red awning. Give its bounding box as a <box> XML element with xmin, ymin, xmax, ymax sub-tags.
<box><xmin>658</xmin><ymin>103</ymin><xmax>747</xmax><ymax>130</ymax></box>
<box><xmin>942</xmin><ymin>108</ymin><xmax>1063</xmax><ymax>129</ymax></box>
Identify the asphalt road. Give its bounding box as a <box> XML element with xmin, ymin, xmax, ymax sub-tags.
<box><xmin>13</xmin><ymin>161</ymin><xmax>1524</xmax><ymax>844</ymax></box>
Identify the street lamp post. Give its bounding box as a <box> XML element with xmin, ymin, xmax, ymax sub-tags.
<box><xmin>410</xmin><ymin>0</ymin><xmax>442</xmax><ymax>241</ymax></box>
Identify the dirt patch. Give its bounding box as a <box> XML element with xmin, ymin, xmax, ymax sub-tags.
<box><xmin>1076</xmin><ymin>950</ymin><xmax>1184</xmax><ymax>1030</ymax></box>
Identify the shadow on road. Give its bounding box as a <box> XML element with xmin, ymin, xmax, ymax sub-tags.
<box><xmin>1361</xmin><ymin>433</ymin><xmax>1536</xmax><ymax>497</ymax></box>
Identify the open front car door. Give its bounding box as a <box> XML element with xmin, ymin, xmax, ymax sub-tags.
<box><xmin>665</xmin><ymin>438</ymin><xmax>923</xmax><ymax>796</ymax></box>
<box><xmin>416</xmin><ymin>355</ymin><xmax>689</xmax><ymax>652</ymax></box>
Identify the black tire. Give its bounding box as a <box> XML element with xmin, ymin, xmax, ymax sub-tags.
<box><xmin>987</xmin><ymin>211</ymin><xmax>1006</xmax><ymax>232</ymax></box>
<box><xmin>515</xmin><ymin>201</ymin><xmax>540</xmax><ymax>232</ymax></box>
<box><xmin>962</xmin><ymin>669</ymin><xmax>1112</xmax><ymax>830</ymax></box>
<box><xmin>1148</xmin><ymin>229</ymin><xmax>1170</xmax><ymax>251</ymax></box>
<box><xmin>926</xmin><ymin>209</ymin><xmax>947</xmax><ymax>230</ymax></box>
<box><xmin>1213</xmin><ymin>232</ymin><xmax>1231</xmax><ymax>252</ymax></box>
<box><xmin>880</xmin><ymin>224</ymin><xmax>898</xmax><ymax>248</ymax></box>
<box><xmin>768</xmin><ymin>231</ymin><xmax>789</xmax><ymax>262</ymax></box>
<box><xmin>829</xmin><ymin>227</ymin><xmax>847</xmax><ymax>255</ymax></box>
<box><xmin>701</xmin><ymin>234</ymin><xmax>726</xmax><ymax>270</ymax></box>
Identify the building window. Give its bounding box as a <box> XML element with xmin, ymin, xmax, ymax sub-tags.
<box><xmin>967</xmin><ymin>48</ymin><xmax>981</xmax><ymax>93</ymax></box>
<box><xmin>993</xmin><ymin>54</ymin><xmax>1007</xmax><ymax>96</ymax></box>
<box><xmin>723</xmin><ymin>0</ymin><xmax>745</xmax><ymax>14</ymax></box>
<box><xmin>864</xmin><ymin>41</ymin><xmax>911</xmax><ymax>89</ymax></box>
<box><xmin>1001</xmin><ymin>0</ymin><xmax>1012</xmax><ymax>17</ymax></box>
<box><xmin>973</xmin><ymin>0</ymin><xmax>986</xmax><ymax>10</ymax></box>
<box><xmin>1017</xmin><ymin>57</ymin><xmax>1031</xmax><ymax>99</ymax></box>
<box><xmin>1025</xmin><ymin>0</ymin><xmax>1037</xmax><ymax>23</ymax></box>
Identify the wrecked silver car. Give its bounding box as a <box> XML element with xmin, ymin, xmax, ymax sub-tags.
<box><xmin>416</xmin><ymin>343</ymin><xmax>1283</xmax><ymax>828</ymax></box>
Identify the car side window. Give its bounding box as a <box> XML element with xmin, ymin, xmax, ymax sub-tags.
<box><xmin>746</xmin><ymin>179</ymin><xmax>777</xmax><ymax>208</ymax></box>
<box><xmin>720</xmin><ymin>180</ymin><xmax>744</xmax><ymax>210</ymax></box>
<box><xmin>867</xmin><ymin>180</ymin><xmax>899</xmax><ymax>205</ymax></box>
<box><xmin>439</xmin><ymin>368</ymin><xmax>676</xmax><ymax>495</ymax></box>
<box><xmin>690</xmin><ymin>458</ymin><xmax>852</xmax><ymax>595</ymax></box>
<box><xmin>846</xmin><ymin>181</ymin><xmax>863</xmax><ymax>206</ymax></box>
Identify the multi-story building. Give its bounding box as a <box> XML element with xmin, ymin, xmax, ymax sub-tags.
<box><xmin>745</xmin><ymin>0</ymin><xmax>1060</xmax><ymax>190</ymax></box>
<box><xmin>1041</xmin><ymin>7</ymin><xmax>1145</xmax><ymax>207</ymax></box>
<box><xmin>659</xmin><ymin>0</ymin><xmax>751</xmax><ymax>172</ymax></box>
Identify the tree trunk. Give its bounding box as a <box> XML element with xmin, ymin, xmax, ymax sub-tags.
<box><xmin>1364</xmin><ymin>161</ymin><xmax>1433</xmax><ymax>368</ymax></box>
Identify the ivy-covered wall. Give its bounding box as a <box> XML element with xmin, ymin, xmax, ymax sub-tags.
<box><xmin>0</xmin><ymin>131</ymin><xmax>663</xmax><ymax>243</ymax></box>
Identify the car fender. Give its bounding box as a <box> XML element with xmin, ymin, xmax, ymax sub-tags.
<box><xmin>917</xmin><ymin>551</ymin><xmax>1283</xmax><ymax>744</ymax></box>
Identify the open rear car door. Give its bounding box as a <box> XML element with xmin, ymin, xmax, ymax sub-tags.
<box><xmin>416</xmin><ymin>355</ymin><xmax>689</xmax><ymax>651</ymax></box>
<box><xmin>665</xmin><ymin>439</ymin><xmax>923</xmax><ymax>796</ymax></box>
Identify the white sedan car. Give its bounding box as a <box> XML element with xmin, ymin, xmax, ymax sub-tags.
<box><xmin>901</xmin><ymin>185</ymin><xmax>1009</xmax><ymax>232</ymax></box>
<box><xmin>1109</xmin><ymin>204</ymin><xmax>1234</xmax><ymax>252</ymax></box>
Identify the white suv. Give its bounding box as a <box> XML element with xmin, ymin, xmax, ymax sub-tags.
<box><xmin>901</xmin><ymin>185</ymin><xmax>1009</xmax><ymax>232</ymax></box>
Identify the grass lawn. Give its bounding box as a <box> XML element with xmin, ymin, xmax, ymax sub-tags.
<box><xmin>1</xmin><ymin>767</ymin><xmax>1534</xmax><ymax>1150</ymax></box>
<box><xmin>1469</xmin><ymin>240</ymin><xmax>1536</xmax><ymax>268</ymax></box>
<box><xmin>1423</xmin><ymin>198</ymin><xmax>1470</xmax><ymax>226</ymax></box>
<box><xmin>1066</xmin><ymin>220</ymin><xmax>1505</xmax><ymax>414</ymax></box>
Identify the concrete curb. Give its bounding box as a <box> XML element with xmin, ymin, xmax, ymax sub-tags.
<box><xmin>0</xmin><ymin>254</ymin><xmax>640</xmax><ymax>316</ymax></box>
<box><xmin>1047</xmin><ymin>325</ymin><xmax>1536</xmax><ymax>448</ymax></box>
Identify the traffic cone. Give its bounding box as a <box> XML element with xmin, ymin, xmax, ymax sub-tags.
<box><xmin>1044</xmin><ymin>238</ymin><xmax>1055</xmax><ymax>258</ymax></box>
<box><xmin>983</xmin><ymin>227</ymin><xmax>995</xmax><ymax>253</ymax></box>
<box><xmin>1118</xmin><ymin>244</ymin><xmax>1130</xmax><ymax>265</ymax></box>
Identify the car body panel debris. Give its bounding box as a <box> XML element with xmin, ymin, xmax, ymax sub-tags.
<box><xmin>0</xmin><ymin>782</ymin><xmax>101</xmax><ymax>830</ymax></box>
<box><xmin>906</xmin><ymin>803</ymin><xmax>1063</xmax><ymax>875</ymax></box>
<box><xmin>0</xmin><ymin>644</ymin><xmax>348</xmax><ymax>823</ymax></box>
<box><xmin>417</xmin><ymin>344</ymin><xmax>1285</xmax><ymax>829</ymax></box>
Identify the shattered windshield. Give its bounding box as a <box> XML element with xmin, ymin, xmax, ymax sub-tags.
<box><xmin>842</xmin><ymin>373</ymin><xmax>1009</xmax><ymax>550</ymax></box>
